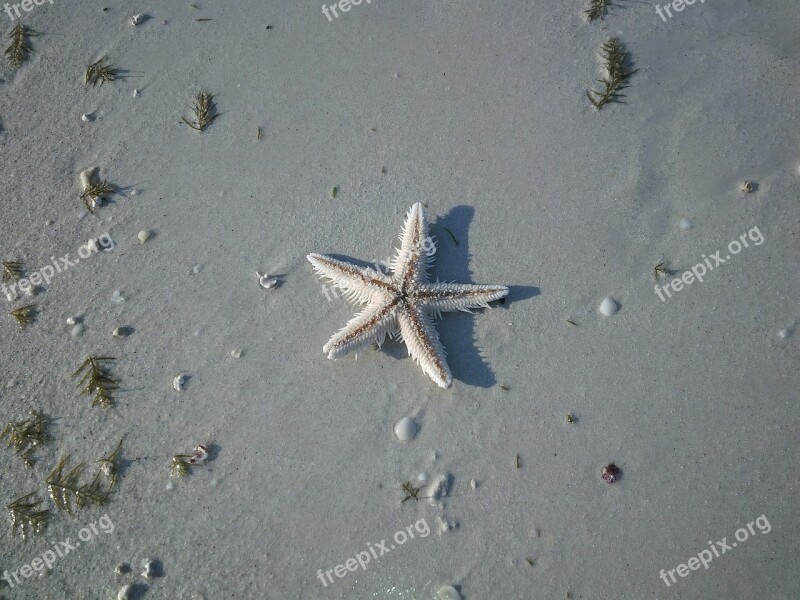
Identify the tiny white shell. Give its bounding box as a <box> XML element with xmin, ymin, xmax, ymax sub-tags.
<box><xmin>79</xmin><ymin>166</ymin><xmax>99</xmax><ymax>192</ymax></box>
<box><xmin>131</xmin><ymin>14</ymin><xmax>144</xmax><ymax>26</ymax></box>
<box><xmin>599</xmin><ymin>297</ymin><xmax>618</xmax><ymax>317</ymax></box>
<box><xmin>257</xmin><ymin>272</ymin><xmax>279</xmax><ymax>289</ymax></box>
<box><xmin>173</xmin><ymin>374</ymin><xmax>187</xmax><ymax>391</ymax></box>
<box><xmin>81</xmin><ymin>113</ymin><xmax>92</xmax><ymax>122</ymax></box>
<box><xmin>140</xmin><ymin>559</ymin><xmax>156</xmax><ymax>579</ymax></box>
<box><xmin>393</xmin><ymin>416</ymin><xmax>418</xmax><ymax>442</ymax></box>
<box><xmin>137</xmin><ymin>230</ymin><xmax>152</xmax><ymax>244</ymax></box>
<box><xmin>66</xmin><ymin>317</ymin><xmax>78</xmax><ymax>325</ymax></box>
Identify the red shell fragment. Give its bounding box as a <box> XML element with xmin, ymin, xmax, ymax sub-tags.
<box><xmin>602</xmin><ymin>463</ymin><xmax>620</xmax><ymax>483</ymax></box>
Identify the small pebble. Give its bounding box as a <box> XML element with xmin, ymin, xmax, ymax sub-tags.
<box><xmin>129</xmin><ymin>189</ymin><xmax>139</xmax><ymax>197</ymax></box>
<box><xmin>192</xmin><ymin>264</ymin><xmax>203</xmax><ymax>274</ymax></box>
<box><xmin>115</xmin><ymin>563</ymin><xmax>131</xmax><ymax>575</ymax></box>
<box><xmin>469</xmin><ymin>478</ymin><xmax>477</xmax><ymax>490</ymax></box>
<box><xmin>173</xmin><ymin>374</ymin><xmax>187</xmax><ymax>391</ymax></box>
<box><xmin>778</xmin><ymin>328</ymin><xmax>790</xmax><ymax>339</ymax></box>
<box><xmin>165</xmin><ymin>481</ymin><xmax>174</xmax><ymax>491</ymax></box>
<box><xmin>70</xmin><ymin>324</ymin><xmax>85</xmax><ymax>337</ymax></box>
<box><xmin>81</xmin><ymin>113</ymin><xmax>92</xmax><ymax>122</ymax></box>
<box><xmin>111</xmin><ymin>290</ymin><xmax>124</xmax><ymax>303</ymax></box>
<box><xmin>598</xmin><ymin>297</ymin><xmax>618</xmax><ymax>317</ymax></box>
<box><xmin>137</xmin><ymin>230</ymin><xmax>152</xmax><ymax>244</ymax></box>
<box><xmin>393</xmin><ymin>416</ymin><xmax>418</xmax><ymax>442</ymax></box>
<box><xmin>679</xmin><ymin>218</ymin><xmax>693</xmax><ymax>230</ymax></box>
<box><xmin>230</xmin><ymin>348</ymin><xmax>243</xmax><ymax>359</ymax></box>
<box><xmin>131</xmin><ymin>13</ymin><xmax>145</xmax><ymax>25</ymax></box>
<box><xmin>436</xmin><ymin>585</ymin><xmax>462</xmax><ymax>600</ymax></box>
<box><xmin>112</xmin><ymin>326</ymin><xmax>134</xmax><ymax>337</ymax></box>
<box><xmin>66</xmin><ymin>316</ymin><xmax>79</xmax><ymax>325</ymax></box>
<box><xmin>133</xmin><ymin>88</ymin><xmax>139</xmax><ymax>97</ymax></box>
<box><xmin>529</xmin><ymin>527</ymin><xmax>539</xmax><ymax>538</ymax></box>
<box><xmin>741</xmin><ymin>181</ymin><xmax>755</xmax><ymax>193</ymax></box>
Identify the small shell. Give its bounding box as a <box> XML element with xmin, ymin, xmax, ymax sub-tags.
<box><xmin>257</xmin><ymin>272</ymin><xmax>279</xmax><ymax>289</ymax></box>
<box><xmin>140</xmin><ymin>558</ymin><xmax>158</xmax><ymax>579</ymax></box>
<box><xmin>741</xmin><ymin>181</ymin><xmax>755</xmax><ymax>193</ymax></box>
<box><xmin>173</xmin><ymin>374</ymin><xmax>187</xmax><ymax>391</ymax></box>
<box><xmin>189</xmin><ymin>444</ymin><xmax>208</xmax><ymax>465</ymax></box>
<box><xmin>137</xmin><ymin>230</ymin><xmax>152</xmax><ymax>244</ymax></box>
<box><xmin>131</xmin><ymin>14</ymin><xmax>145</xmax><ymax>26</ymax></box>
<box><xmin>598</xmin><ymin>297</ymin><xmax>618</xmax><ymax>317</ymax></box>
<box><xmin>230</xmin><ymin>348</ymin><xmax>243</xmax><ymax>359</ymax></box>
<box><xmin>66</xmin><ymin>316</ymin><xmax>79</xmax><ymax>325</ymax></box>
<box><xmin>81</xmin><ymin>113</ymin><xmax>93</xmax><ymax>122</ymax></box>
<box><xmin>79</xmin><ymin>166</ymin><xmax>99</xmax><ymax>192</ymax></box>
<box><xmin>112</xmin><ymin>326</ymin><xmax>134</xmax><ymax>337</ymax></box>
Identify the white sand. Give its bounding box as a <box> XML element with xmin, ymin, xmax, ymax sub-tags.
<box><xmin>0</xmin><ymin>1</ymin><xmax>798</xmax><ymax>598</ymax></box>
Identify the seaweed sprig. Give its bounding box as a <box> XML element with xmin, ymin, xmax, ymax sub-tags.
<box><xmin>85</xmin><ymin>56</ymin><xmax>117</xmax><ymax>86</ymax></box>
<box><xmin>587</xmin><ymin>37</ymin><xmax>637</xmax><ymax>110</ymax></box>
<box><xmin>0</xmin><ymin>410</ymin><xmax>49</xmax><ymax>467</ymax></box>
<box><xmin>10</xmin><ymin>304</ymin><xmax>35</xmax><ymax>327</ymax></box>
<box><xmin>7</xmin><ymin>492</ymin><xmax>49</xmax><ymax>538</ymax></box>
<box><xmin>80</xmin><ymin>179</ymin><xmax>115</xmax><ymax>213</ymax></box>
<box><xmin>400</xmin><ymin>481</ymin><xmax>434</xmax><ymax>504</ymax></box>
<box><xmin>73</xmin><ymin>355</ymin><xmax>118</xmax><ymax>408</ymax></box>
<box><xmin>653</xmin><ymin>261</ymin><xmax>671</xmax><ymax>279</ymax></box>
<box><xmin>182</xmin><ymin>91</ymin><xmax>218</xmax><ymax>132</ymax></box>
<box><xmin>4</xmin><ymin>24</ymin><xmax>38</xmax><ymax>68</ymax></box>
<box><xmin>584</xmin><ymin>0</ymin><xmax>611</xmax><ymax>21</ymax></box>
<box><xmin>170</xmin><ymin>454</ymin><xmax>193</xmax><ymax>477</ymax></box>
<box><xmin>46</xmin><ymin>455</ymin><xmax>111</xmax><ymax>511</ymax></box>
<box><xmin>2</xmin><ymin>260</ymin><xmax>23</xmax><ymax>282</ymax></box>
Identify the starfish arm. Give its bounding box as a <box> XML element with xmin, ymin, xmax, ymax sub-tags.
<box><xmin>390</xmin><ymin>203</ymin><xmax>434</xmax><ymax>288</ymax></box>
<box><xmin>397</xmin><ymin>303</ymin><xmax>452</xmax><ymax>389</ymax></box>
<box><xmin>323</xmin><ymin>298</ymin><xmax>401</xmax><ymax>359</ymax></box>
<box><xmin>416</xmin><ymin>282</ymin><xmax>509</xmax><ymax>315</ymax></box>
<box><xmin>307</xmin><ymin>253</ymin><xmax>393</xmax><ymax>305</ymax></box>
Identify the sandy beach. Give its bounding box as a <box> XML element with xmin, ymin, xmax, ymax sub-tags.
<box><xmin>0</xmin><ymin>0</ymin><xmax>798</xmax><ymax>598</ymax></box>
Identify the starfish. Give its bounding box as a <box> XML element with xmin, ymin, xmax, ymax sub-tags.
<box><xmin>307</xmin><ymin>203</ymin><xmax>509</xmax><ymax>389</ymax></box>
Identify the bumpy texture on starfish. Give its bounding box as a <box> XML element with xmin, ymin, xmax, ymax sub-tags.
<box><xmin>307</xmin><ymin>203</ymin><xmax>509</xmax><ymax>388</ymax></box>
